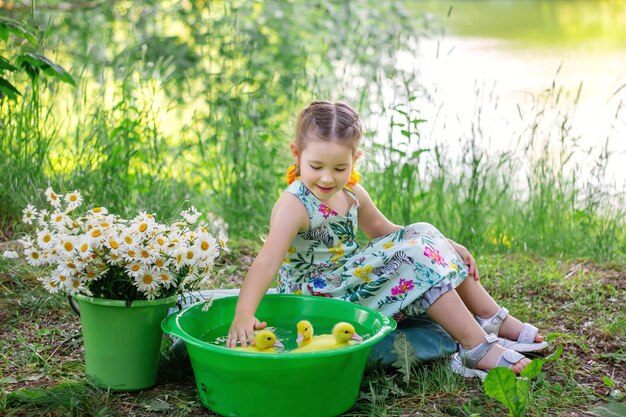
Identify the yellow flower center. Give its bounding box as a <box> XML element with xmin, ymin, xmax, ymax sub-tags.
<box><xmin>141</xmin><ymin>250</ymin><xmax>149</xmax><ymax>258</ymax></box>
<box><xmin>93</xmin><ymin>207</ymin><xmax>102</xmax><ymax>213</ymax></box>
<box><xmin>91</xmin><ymin>229</ymin><xmax>101</xmax><ymax>238</ymax></box>
<box><xmin>59</xmin><ymin>275</ymin><xmax>67</xmax><ymax>282</ymax></box>
<box><xmin>143</xmin><ymin>274</ymin><xmax>153</xmax><ymax>284</ymax></box>
<box><xmin>110</xmin><ymin>240</ymin><xmax>119</xmax><ymax>249</ymax></box>
<box><xmin>55</xmin><ymin>215</ymin><xmax>63</xmax><ymax>222</ymax></box>
<box><xmin>131</xmin><ymin>264</ymin><xmax>140</xmax><ymax>272</ymax></box>
<box><xmin>161</xmin><ymin>273</ymin><xmax>169</xmax><ymax>281</ymax></box>
<box><xmin>51</xmin><ymin>193</ymin><xmax>58</xmax><ymax>200</ymax></box>
<box><xmin>69</xmin><ymin>195</ymin><xmax>77</xmax><ymax>202</ymax></box>
<box><xmin>101</xmin><ymin>222</ymin><xmax>110</xmax><ymax>228</ymax></box>
<box><xmin>31</xmin><ymin>252</ymin><xmax>39</xmax><ymax>259</ymax></box>
<box><xmin>201</xmin><ymin>241</ymin><xmax>209</xmax><ymax>251</ymax></box>
<box><xmin>43</xmin><ymin>234</ymin><xmax>51</xmax><ymax>243</ymax></box>
<box><xmin>157</xmin><ymin>237</ymin><xmax>165</xmax><ymax>245</ymax></box>
<box><xmin>125</xmin><ymin>236</ymin><xmax>133</xmax><ymax>244</ymax></box>
<box><xmin>139</xmin><ymin>223</ymin><xmax>147</xmax><ymax>232</ymax></box>
<box><xmin>67</xmin><ymin>263</ymin><xmax>76</xmax><ymax>269</ymax></box>
<box><xmin>73</xmin><ymin>280</ymin><xmax>80</xmax><ymax>288</ymax></box>
<box><xmin>64</xmin><ymin>242</ymin><xmax>74</xmax><ymax>251</ymax></box>
<box><xmin>186</xmin><ymin>251</ymin><xmax>194</xmax><ymax>260</ymax></box>
<box><xmin>87</xmin><ymin>271</ymin><xmax>96</xmax><ymax>278</ymax></box>
<box><xmin>80</xmin><ymin>243</ymin><xmax>89</xmax><ymax>252</ymax></box>
<box><xmin>128</xmin><ymin>250</ymin><xmax>136</xmax><ymax>257</ymax></box>
<box><xmin>156</xmin><ymin>259</ymin><xmax>164</xmax><ymax>267</ymax></box>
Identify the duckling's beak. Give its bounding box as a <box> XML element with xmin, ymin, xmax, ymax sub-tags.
<box><xmin>274</xmin><ymin>339</ymin><xmax>284</xmax><ymax>349</ymax></box>
<box><xmin>296</xmin><ymin>333</ymin><xmax>304</xmax><ymax>344</ymax></box>
<box><xmin>351</xmin><ymin>332</ymin><xmax>363</xmax><ymax>342</ymax></box>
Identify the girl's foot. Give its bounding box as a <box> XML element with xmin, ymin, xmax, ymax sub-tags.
<box><xmin>451</xmin><ymin>334</ymin><xmax>530</xmax><ymax>380</ymax></box>
<box><xmin>476</xmin><ymin>307</ymin><xmax>548</xmax><ymax>352</ymax></box>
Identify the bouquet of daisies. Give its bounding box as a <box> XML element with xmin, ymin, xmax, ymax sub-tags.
<box><xmin>6</xmin><ymin>188</ymin><xmax>229</xmax><ymax>301</ymax></box>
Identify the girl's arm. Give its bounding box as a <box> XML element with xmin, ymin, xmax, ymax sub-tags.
<box><xmin>351</xmin><ymin>184</ymin><xmax>402</xmax><ymax>239</ymax></box>
<box><xmin>226</xmin><ymin>192</ymin><xmax>308</xmax><ymax>347</ymax></box>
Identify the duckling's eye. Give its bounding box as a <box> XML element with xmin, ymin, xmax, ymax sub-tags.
<box><xmin>266</xmin><ymin>337</ymin><xmax>272</xmax><ymax>341</ymax></box>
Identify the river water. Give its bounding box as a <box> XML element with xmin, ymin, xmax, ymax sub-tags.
<box><xmin>400</xmin><ymin>0</ymin><xmax>626</xmax><ymax>190</ymax></box>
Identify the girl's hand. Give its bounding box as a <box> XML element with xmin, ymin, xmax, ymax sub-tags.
<box><xmin>448</xmin><ymin>239</ymin><xmax>480</xmax><ymax>281</ymax></box>
<box><xmin>226</xmin><ymin>313</ymin><xmax>267</xmax><ymax>348</ymax></box>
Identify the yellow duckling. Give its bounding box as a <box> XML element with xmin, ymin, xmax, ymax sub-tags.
<box><xmin>291</xmin><ymin>322</ymin><xmax>363</xmax><ymax>353</ymax></box>
<box><xmin>295</xmin><ymin>320</ymin><xmax>315</xmax><ymax>347</ymax></box>
<box><xmin>232</xmin><ymin>330</ymin><xmax>284</xmax><ymax>353</ymax></box>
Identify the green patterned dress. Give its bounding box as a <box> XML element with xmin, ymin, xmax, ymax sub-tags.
<box><xmin>277</xmin><ymin>180</ymin><xmax>469</xmax><ymax>321</ymax></box>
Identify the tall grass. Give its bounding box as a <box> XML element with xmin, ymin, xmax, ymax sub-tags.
<box><xmin>0</xmin><ymin>1</ymin><xmax>624</xmax><ymax>262</ymax></box>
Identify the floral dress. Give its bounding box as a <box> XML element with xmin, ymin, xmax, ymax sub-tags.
<box><xmin>277</xmin><ymin>180</ymin><xmax>469</xmax><ymax>321</ymax></box>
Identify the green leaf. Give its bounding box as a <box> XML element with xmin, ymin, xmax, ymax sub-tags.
<box><xmin>588</xmin><ymin>402</ymin><xmax>626</xmax><ymax>417</ymax></box>
<box><xmin>0</xmin><ymin>77</ymin><xmax>21</xmax><ymax>100</ymax></box>
<box><xmin>0</xmin><ymin>55</ymin><xmax>17</xmax><ymax>71</ymax></box>
<box><xmin>0</xmin><ymin>17</ymin><xmax>37</xmax><ymax>46</ymax></box>
<box><xmin>520</xmin><ymin>357</ymin><xmax>545</xmax><ymax>379</ymax></box>
<box><xmin>483</xmin><ymin>367</ymin><xmax>527</xmax><ymax>417</ymax></box>
<box><xmin>603</xmin><ymin>376</ymin><xmax>615</xmax><ymax>387</ymax></box>
<box><xmin>142</xmin><ymin>397</ymin><xmax>172</xmax><ymax>411</ymax></box>
<box><xmin>391</xmin><ymin>332</ymin><xmax>417</xmax><ymax>385</ymax></box>
<box><xmin>16</xmin><ymin>53</ymin><xmax>76</xmax><ymax>86</ymax></box>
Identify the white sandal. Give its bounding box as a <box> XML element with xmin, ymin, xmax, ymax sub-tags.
<box><xmin>450</xmin><ymin>333</ymin><xmax>527</xmax><ymax>381</ymax></box>
<box><xmin>476</xmin><ymin>307</ymin><xmax>548</xmax><ymax>353</ymax></box>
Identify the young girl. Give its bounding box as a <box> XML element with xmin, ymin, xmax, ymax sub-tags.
<box><xmin>227</xmin><ymin>101</ymin><xmax>547</xmax><ymax>379</ymax></box>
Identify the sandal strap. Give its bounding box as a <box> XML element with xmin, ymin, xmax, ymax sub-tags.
<box><xmin>458</xmin><ymin>333</ymin><xmax>499</xmax><ymax>368</ymax></box>
<box><xmin>517</xmin><ymin>323</ymin><xmax>539</xmax><ymax>344</ymax></box>
<box><xmin>477</xmin><ymin>307</ymin><xmax>509</xmax><ymax>335</ymax></box>
<box><xmin>496</xmin><ymin>349</ymin><xmax>525</xmax><ymax>368</ymax></box>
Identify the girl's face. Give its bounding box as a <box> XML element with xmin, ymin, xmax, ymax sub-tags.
<box><xmin>292</xmin><ymin>139</ymin><xmax>361</xmax><ymax>201</ymax></box>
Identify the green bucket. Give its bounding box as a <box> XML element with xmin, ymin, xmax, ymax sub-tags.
<box><xmin>73</xmin><ymin>293</ymin><xmax>178</xmax><ymax>391</ymax></box>
<box><xmin>162</xmin><ymin>294</ymin><xmax>396</xmax><ymax>417</ymax></box>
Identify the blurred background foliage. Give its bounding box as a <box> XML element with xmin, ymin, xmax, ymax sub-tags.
<box><xmin>1</xmin><ymin>0</ymin><xmax>624</xmax><ymax>262</ymax></box>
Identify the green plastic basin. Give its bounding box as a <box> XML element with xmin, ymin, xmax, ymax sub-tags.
<box><xmin>162</xmin><ymin>294</ymin><xmax>396</xmax><ymax>417</ymax></box>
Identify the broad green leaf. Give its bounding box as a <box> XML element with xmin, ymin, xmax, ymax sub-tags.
<box><xmin>391</xmin><ymin>332</ymin><xmax>417</xmax><ymax>385</ymax></box>
<box><xmin>483</xmin><ymin>367</ymin><xmax>526</xmax><ymax>417</ymax></box>
<box><xmin>0</xmin><ymin>17</ymin><xmax>37</xmax><ymax>45</ymax></box>
<box><xmin>520</xmin><ymin>357</ymin><xmax>545</xmax><ymax>379</ymax></box>
<box><xmin>0</xmin><ymin>77</ymin><xmax>21</xmax><ymax>100</ymax></box>
<box><xmin>588</xmin><ymin>402</ymin><xmax>626</xmax><ymax>417</ymax></box>
<box><xmin>16</xmin><ymin>53</ymin><xmax>76</xmax><ymax>86</ymax></box>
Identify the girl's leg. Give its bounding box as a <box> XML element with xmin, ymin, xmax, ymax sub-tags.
<box><xmin>426</xmin><ymin>289</ymin><xmax>530</xmax><ymax>373</ymax></box>
<box><xmin>454</xmin><ymin>277</ymin><xmax>544</xmax><ymax>343</ymax></box>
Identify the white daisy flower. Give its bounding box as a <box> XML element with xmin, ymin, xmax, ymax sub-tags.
<box><xmin>39</xmin><ymin>276</ymin><xmax>60</xmax><ymax>294</ymax></box>
<box><xmin>24</xmin><ymin>246</ymin><xmax>46</xmax><ymax>267</ymax></box>
<box><xmin>135</xmin><ymin>267</ymin><xmax>160</xmax><ymax>296</ymax></box>
<box><xmin>2</xmin><ymin>250</ymin><xmax>19</xmax><ymax>259</ymax></box>
<box><xmin>37</xmin><ymin>209</ymin><xmax>51</xmax><ymax>227</ymax></box>
<box><xmin>89</xmin><ymin>207</ymin><xmax>108</xmax><ymax>215</ymax></box>
<box><xmin>194</xmin><ymin>231</ymin><xmax>218</xmax><ymax>258</ymax></box>
<box><xmin>37</xmin><ymin>229</ymin><xmax>56</xmax><ymax>249</ymax></box>
<box><xmin>156</xmin><ymin>268</ymin><xmax>174</xmax><ymax>289</ymax></box>
<box><xmin>76</xmin><ymin>236</ymin><xmax>93</xmax><ymax>259</ymax></box>
<box><xmin>68</xmin><ymin>277</ymin><xmax>92</xmax><ymax>296</ymax></box>
<box><xmin>22</xmin><ymin>204</ymin><xmax>37</xmax><ymax>224</ymax></box>
<box><xmin>132</xmin><ymin>211</ymin><xmax>156</xmax><ymax>236</ymax></box>
<box><xmin>125</xmin><ymin>261</ymin><xmax>144</xmax><ymax>278</ymax></box>
<box><xmin>64</xmin><ymin>191</ymin><xmax>83</xmax><ymax>211</ymax></box>
<box><xmin>45</xmin><ymin>187</ymin><xmax>62</xmax><ymax>208</ymax></box>
<box><xmin>50</xmin><ymin>270</ymin><xmax>71</xmax><ymax>289</ymax></box>
<box><xmin>82</xmin><ymin>263</ymin><xmax>101</xmax><ymax>280</ymax></box>
<box><xmin>218</xmin><ymin>230</ymin><xmax>231</xmax><ymax>254</ymax></box>
<box><xmin>180</xmin><ymin>206</ymin><xmax>201</xmax><ymax>224</ymax></box>
<box><xmin>182</xmin><ymin>245</ymin><xmax>202</xmax><ymax>266</ymax></box>
<box><xmin>56</xmin><ymin>235</ymin><xmax>79</xmax><ymax>259</ymax></box>
<box><xmin>51</xmin><ymin>211</ymin><xmax>71</xmax><ymax>232</ymax></box>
